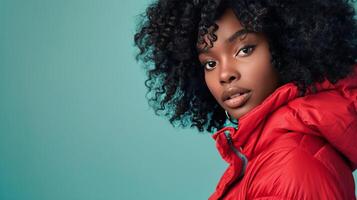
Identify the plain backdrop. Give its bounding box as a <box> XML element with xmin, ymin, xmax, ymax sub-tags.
<box><xmin>0</xmin><ymin>0</ymin><xmax>356</xmax><ymax>199</ymax></box>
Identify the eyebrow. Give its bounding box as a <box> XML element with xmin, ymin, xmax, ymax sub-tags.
<box><xmin>227</xmin><ymin>29</ymin><xmax>251</xmax><ymax>43</ymax></box>
<box><xmin>197</xmin><ymin>29</ymin><xmax>252</xmax><ymax>54</ymax></box>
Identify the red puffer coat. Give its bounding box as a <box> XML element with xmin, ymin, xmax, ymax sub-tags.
<box><xmin>209</xmin><ymin>65</ymin><xmax>357</xmax><ymax>200</ymax></box>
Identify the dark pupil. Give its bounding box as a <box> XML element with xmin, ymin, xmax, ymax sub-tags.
<box><xmin>243</xmin><ymin>47</ymin><xmax>250</xmax><ymax>54</ymax></box>
<box><xmin>208</xmin><ymin>62</ymin><xmax>215</xmax><ymax>67</ymax></box>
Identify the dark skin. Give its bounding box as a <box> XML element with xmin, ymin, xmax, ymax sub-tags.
<box><xmin>197</xmin><ymin>9</ymin><xmax>280</xmax><ymax>120</ymax></box>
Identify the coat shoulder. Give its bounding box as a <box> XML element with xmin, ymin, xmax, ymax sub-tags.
<box><xmin>246</xmin><ymin>133</ymin><xmax>353</xmax><ymax>200</ymax></box>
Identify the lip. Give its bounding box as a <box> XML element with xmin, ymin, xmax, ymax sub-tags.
<box><xmin>222</xmin><ymin>86</ymin><xmax>252</xmax><ymax>109</ymax></box>
<box><xmin>222</xmin><ymin>86</ymin><xmax>251</xmax><ymax>102</ymax></box>
<box><xmin>223</xmin><ymin>91</ymin><xmax>252</xmax><ymax>108</ymax></box>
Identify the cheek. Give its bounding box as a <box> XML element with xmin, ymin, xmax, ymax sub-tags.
<box><xmin>243</xmin><ymin>50</ymin><xmax>277</xmax><ymax>99</ymax></box>
<box><xmin>249</xmin><ymin>48</ymin><xmax>275</xmax><ymax>85</ymax></box>
<box><xmin>252</xmin><ymin>67</ymin><xmax>279</xmax><ymax>101</ymax></box>
<box><xmin>205</xmin><ymin>73</ymin><xmax>221</xmax><ymax>102</ymax></box>
<box><xmin>243</xmin><ymin>62</ymin><xmax>272</xmax><ymax>87</ymax></box>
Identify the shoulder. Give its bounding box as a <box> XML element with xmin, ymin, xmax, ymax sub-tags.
<box><xmin>246</xmin><ymin>134</ymin><xmax>348</xmax><ymax>200</ymax></box>
<box><xmin>285</xmin><ymin>89</ymin><xmax>357</xmax><ymax>169</ymax></box>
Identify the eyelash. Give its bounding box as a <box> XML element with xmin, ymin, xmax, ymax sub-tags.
<box><xmin>201</xmin><ymin>44</ymin><xmax>257</xmax><ymax>71</ymax></box>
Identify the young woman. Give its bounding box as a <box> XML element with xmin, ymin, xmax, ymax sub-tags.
<box><xmin>134</xmin><ymin>0</ymin><xmax>357</xmax><ymax>199</ymax></box>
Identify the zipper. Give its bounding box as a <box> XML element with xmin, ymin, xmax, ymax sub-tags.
<box><xmin>224</xmin><ymin>130</ymin><xmax>248</xmax><ymax>180</ymax></box>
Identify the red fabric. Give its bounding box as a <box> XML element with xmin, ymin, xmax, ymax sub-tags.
<box><xmin>209</xmin><ymin>65</ymin><xmax>357</xmax><ymax>200</ymax></box>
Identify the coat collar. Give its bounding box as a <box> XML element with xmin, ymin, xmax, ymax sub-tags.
<box><xmin>209</xmin><ymin>82</ymin><xmax>301</xmax><ymax>200</ymax></box>
<box><xmin>209</xmin><ymin>65</ymin><xmax>357</xmax><ymax>200</ymax></box>
<box><xmin>215</xmin><ymin>64</ymin><xmax>357</xmax><ymax>152</ymax></box>
<box><xmin>228</xmin><ymin>82</ymin><xmax>300</xmax><ymax>148</ymax></box>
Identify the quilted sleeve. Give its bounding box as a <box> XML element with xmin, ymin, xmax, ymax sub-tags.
<box><xmin>248</xmin><ymin>143</ymin><xmax>353</xmax><ymax>200</ymax></box>
<box><xmin>290</xmin><ymin>89</ymin><xmax>357</xmax><ymax>170</ymax></box>
<box><xmin>252</xmin><ymin>196</ymin><xmax>291</xmax><ymax>200</ymax></box>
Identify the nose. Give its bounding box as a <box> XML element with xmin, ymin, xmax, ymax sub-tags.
<box><xmin>219</xmin><ymin>62</ymin><xmax>240</xmax><ymax>84</ymax></box>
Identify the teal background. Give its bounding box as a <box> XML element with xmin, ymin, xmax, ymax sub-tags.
<box><xmin>0</xmin><ymin>0</ymin><xmax>356</xmax><ymax>199</ymax></box>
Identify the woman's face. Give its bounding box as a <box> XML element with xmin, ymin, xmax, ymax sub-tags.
<box><xmin>197</xmin><ymin>9</ymin><xmax>279</xmax><ymax>120</ymax></box>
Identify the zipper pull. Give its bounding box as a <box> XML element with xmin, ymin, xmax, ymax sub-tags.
<box><xmin>224</xmin><ymin>130</ymin><xmax>233</xmax><ymax>146</ymax></box>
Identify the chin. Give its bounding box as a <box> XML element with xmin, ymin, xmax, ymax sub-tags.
<box><xmin>229</xmin><ymin>105</ymin><xmax>253</xmax><ymax>120</ymax></box>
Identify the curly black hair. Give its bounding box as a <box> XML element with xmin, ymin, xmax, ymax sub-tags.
<box><xmin>134</xmin><ymin>0</ymin><xmax>357</xmax><ymax>133</ymax></box>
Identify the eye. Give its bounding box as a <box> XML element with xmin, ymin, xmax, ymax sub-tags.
<box><xmin>236</xmin><ymin>45</ymin><xmax>256</xmax><ymax>57</ymax></box>
<box><xmin>202</xmin><ymin>60</ymin><xmax>217</xmax><ymax>71</ymax></box>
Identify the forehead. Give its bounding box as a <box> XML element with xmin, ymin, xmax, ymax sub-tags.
<box><xmin>216</xmin><ymin>9</ymin><xmax>243</xmax><ymax>34</ymax></box>
<box><xmin>196</xmin><ymin>9</ymin><xmax>247</xmax><ymax>52</ymax></box>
